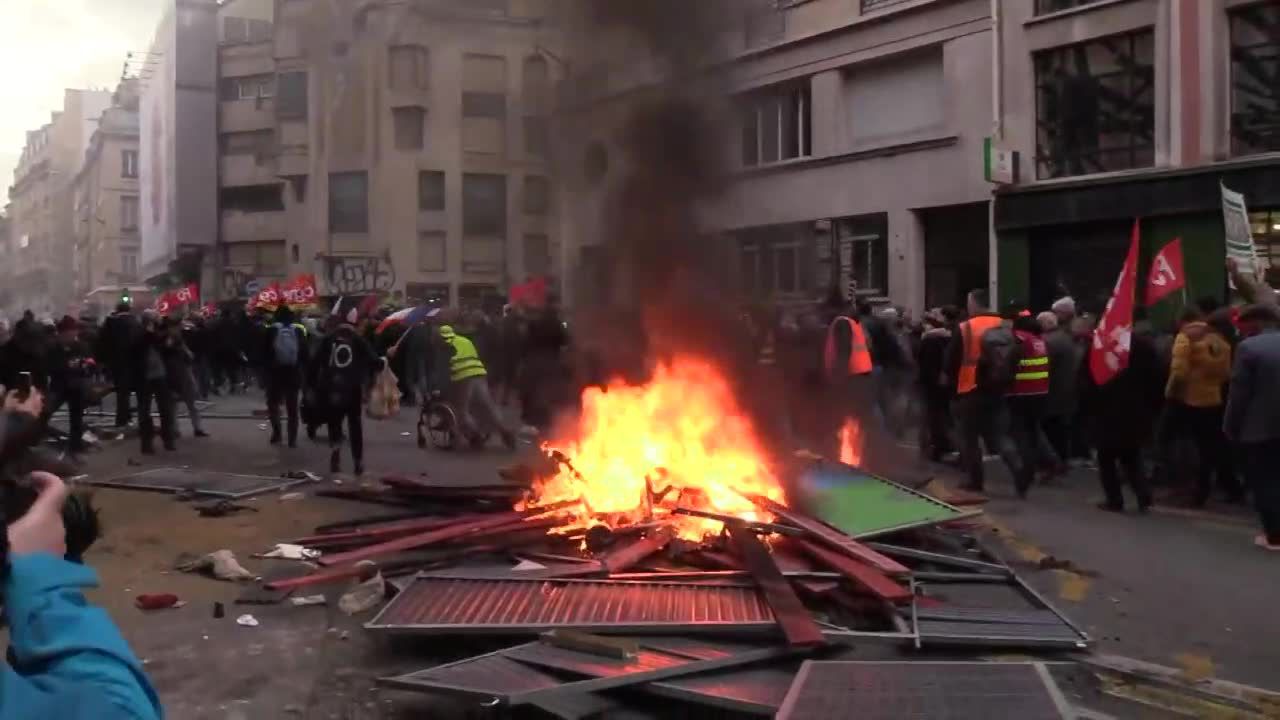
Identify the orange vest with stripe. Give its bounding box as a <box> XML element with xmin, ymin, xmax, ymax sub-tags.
<box><xmin>957</xmin><ymin>315</ymin><xmax>1004</xmax><ymax>394</ymax></box>
<box><xmin>824</xmin><ymin>317</ymin><xmax>872</xmax><ymax>377</ymax></box>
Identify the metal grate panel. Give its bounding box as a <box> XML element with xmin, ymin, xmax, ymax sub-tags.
<box><xmin>915</xmin><ymin>606</ymin><xmax>1065</xmax><ymax>626</ymax></box>
<box><xmin>649</xmin><ymin>664</ymin><xmax>798</xmax><ymax>715</ymax></box>
<box><xmin>777</xmin><ymin>661</ymin><xmax>1071</xmax><ymax>720</ymax></box>
<box><xmin>84</xmin><ymin>467</ymin><xmax>307</xmax><ymax>499</ymax></box>
<box><xmin>367</xmin><ymin>576</ymin><xmax>777</xmax><ymax>635</ymax></box>
<box><xmin>505</xmin><ymin>642</ymin><xmax>688</xmax><ymax>678</ymax></box>
<box><xmin>916</xmin><ymin>619</ymin><xmax>1087</xmax><ymax>649</ymax></box>
<box><xmin>380</xmin><ymin>650</ymin><xmax>564</xmax><ymax>700</ymax></box>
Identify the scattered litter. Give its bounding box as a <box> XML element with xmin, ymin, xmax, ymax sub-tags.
<box><xmin>213</xmin><ymin>601</ymin><xmax>225</xmax><ymax>618</ymax></box>
<box><xmin>400</xmin><ymin>432</ymin><xmax>411</xmax><ymax>437</ymax></box>
<box><xmin>135</xmin><ymin>594</ymin><xmax>183</xmax><ymax>610</ymax></box>
<box><xmin>338</xmin><ymin>572</ymin><xmax>386</xmax><ymax>615</ymax></box>
<box><xmin>257</xmin><ymin>424</ymin><xmax>269</xmax><ymax>430</ymax></box>
<box><xmin>194</xmin><ymin>499</ymin><xmax>258</xmax><ymax>518</ymax></box>
<box><xmin>176</xmin><ymin>549</ymin><xmax>257</xmax><ymax>582</ymax></box>
<box><xmin>236</xmin><ymin>614</ymin><xmax>260</xmax><ymax>627</ymax></box>
<box><xmin>259</xmin><ymin>543</ymin><xmax>320</xmax><ymax>561</ymax></box>
<box><xmin>1036</xmin><ymin>555</ymin><xmax>1097</xmax><ymax>576</ymax></box>
<box><xmin>279</xmin><ymin>492</ymin><xmax>306</xmax><ymax>502</ymax></box>
<box><xmin>127</xmin><ymin>458</ymin><xmax>143</xmax><ymax>467</ymax></box>
<box><xmin>339</xmin><ymin>630</ymin><xmax>350</xmax><ymax>640</ymax></box>
<box><xmin>290</xmin><ymin>594</ymin><xmax>327</xmax><ymax>607</ymax></box>
<box><xmin>512</xmin><ymin>559</ymin><xmax>547</xmax><ymax>572</ymax></box>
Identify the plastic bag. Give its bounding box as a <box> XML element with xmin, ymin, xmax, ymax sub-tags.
<box><xmin>367</xmin><ymin>362</ymin><xmax>400</xmax><ymax>419</ymax></box>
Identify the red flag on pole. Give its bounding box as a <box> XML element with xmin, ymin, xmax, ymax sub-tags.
<box><xmin>1145</xmin><ymin>238</ymin><xmax>1186</xmax><ymax>305</ymax></box>
<box><xmin>1090</xmin><ymin>219</ymin><xmax>1141</xmax><ymax>385</ymax></box>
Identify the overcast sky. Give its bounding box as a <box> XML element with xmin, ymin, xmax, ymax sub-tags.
<box><xmin>0</xmin><ymin>0</ymin><xmax>166</xmax><ymax>196</ymax></box>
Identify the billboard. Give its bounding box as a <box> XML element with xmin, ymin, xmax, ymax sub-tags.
<box><xmin>140</xmin><ymin>9</ymin><xmax>176</xmax><ymax>276</ymax></box>
<box><xmin>140</xmin><ymin>0</ymin><xmax>218</xmax><ymax>281</ymax></box>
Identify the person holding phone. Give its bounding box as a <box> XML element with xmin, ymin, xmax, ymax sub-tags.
<box><xmin>0</xmin><ymin>389</ymin><xmax>162</xmax><ymax>719</ymax></box>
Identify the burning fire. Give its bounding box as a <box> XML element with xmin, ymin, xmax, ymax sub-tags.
<box><xmin>520</xmin><ymin>355</ymin><xmax>786</xmax><ymax>540</ymax></box>
<box><xmin>839</xmin><ymin>417</ymin><xmax>864</xmax><ymax>467</ymax></box>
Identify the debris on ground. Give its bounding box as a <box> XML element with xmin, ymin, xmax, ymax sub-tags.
<box><xmin>258</xmin><ymin>543</ymin><xmax>320</xmax><ymax>561</ymax></box>
<box><xmin>338</xmin><ymin>571</ymin><xmax>387</xmax><ymax>615</ymax></box>
<box><xmin>135</xmin><ymin>593</ymin><xmax>184</xmax><ymax>610</ymax></box>
<box><xmin>235</xmin><ymin>614</ymin><xmax>260</xmax><ymax>627</ymax></box>
<box><xmin>176</xmin><ymin>549</ymin><xmax>256</xmax><ymax>582</ymax></box>
<box><xmin>194</xmin><ymin>499</ymin><xmax>258</xmax><ymax>518</ymax></box>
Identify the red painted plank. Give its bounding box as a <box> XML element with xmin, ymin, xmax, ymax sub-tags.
<box><xmin>600</xmin><ymin>526</ymin><xmax>675</xmax><ymax>574</ymax></box>
<box><xmin>317</xmin><ymin>511</ymin><xmax>528</xmax><ymax>567</ymax></box>
<box><xmin>796</xmin><ymin>539</ymin><xmax>911</xmax><ymax>604</ymax></box>
<box><xmin>726</xmin><ymin>524</ymin><xmax>825</xmax><ymax>648</ymax></box>
<box><xmin>292</xmin><ymin>515</ymin><xmax>474</xmax><ymax>546</ymax></box>
<box><xmin>748</xmin><ymin>496</ymin><xmax>909</xmax><ymax>576</ymax></box>
<box><xmin>264</xmin><ymin>563</ymin><xmax>377</xmax><ymax>591</ymax></box>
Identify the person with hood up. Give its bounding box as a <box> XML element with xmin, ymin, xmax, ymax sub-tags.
<box><xmin>0</xmin><ymin>389</ymin><xmax>163</xmax><ymax>720</ymax></box>
<box><xmin>96</xmin><ymin>302</ymin><xmax>141</xmax><ymax>427</ymax></box>
<box><xmin>1165</xmin><ymin>304</ymin><xmax>1238</xmax><ymax>506</ymax></box>
<box><xmin>262</xmin><ymin>305</ymin><xmax>309</xmax><ymax>448</ymax></box>
<box><xmin>311</xmin><ymin>310</ymin><xmax>379</xmax><ymax>476</ymax></box>
<box><xmin>915</xmin><ymin>307</ymin><xmax>956</xmax><ymax>462</ymax></box>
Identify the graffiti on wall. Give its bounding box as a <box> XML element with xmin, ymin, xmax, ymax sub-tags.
<box><xmin>320</xmin><ymin>255</ymin><xmax>396</xmax><ymax>295</ymax></box>
<box><xmin>221</xmin><ymin>268</ymin><xmax>256</xmax><ymax>299</ymax></box>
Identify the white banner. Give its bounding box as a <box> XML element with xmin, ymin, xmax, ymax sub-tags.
<box><xmin>1222</xmin><ymin>182</ymin><xmax>1259</xmax><ymax>288</ymax></box>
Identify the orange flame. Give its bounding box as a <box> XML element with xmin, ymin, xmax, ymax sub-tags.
<box><xmin>519</xmin><ymin>355</ymin><xmax>786</xmax><ymax>541</ymax></box>
<box><xmin>839</xmin><ymin>417</ymin><xmax>864</xmax><ymax>466</ymax></box>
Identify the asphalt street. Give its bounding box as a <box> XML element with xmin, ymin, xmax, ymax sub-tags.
<box><xmin>42</xmin><ymin>390</ymin><xmax>1280</xmax><ymax>718</ymax></box>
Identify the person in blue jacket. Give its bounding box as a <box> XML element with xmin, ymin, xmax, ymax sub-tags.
<box><xmin>0</xmin><ymin>388</ymin><xmax>162</xmax><ymax>719</ymax></box>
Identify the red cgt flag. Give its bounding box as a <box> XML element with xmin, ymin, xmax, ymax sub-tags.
<box><xmin>1090</xmin><ymin>219</ymin><xmax>1141</xmax><ymax>385</ymax></box>
<box><xmin>1145</xmin><ymin>238</ymin><xmax>1186</xmax><ymax>305</ymax></box>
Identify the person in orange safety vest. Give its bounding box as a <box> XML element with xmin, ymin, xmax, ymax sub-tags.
<box><xmin>946</xmin><ymin>289</ymin><xmax>1030</xmax><ymax>496</ymax></box>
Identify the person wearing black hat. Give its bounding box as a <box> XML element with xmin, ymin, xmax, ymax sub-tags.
<box><xmin>97</xmin><ymin>302</ymin><xmax>141</xmax><ymax>428</ymax></box>
<box><xmin>45</xmin><ymin>316</ymin><xmax>91</xmax><ymax>459</ymax></box>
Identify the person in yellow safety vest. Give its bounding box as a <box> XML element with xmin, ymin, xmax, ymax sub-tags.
<box><xmin>946</xmin><ymin>289</ymin><xmax>1030</xmax><ymax>496</ymax></box>
<box><xmin>1007</xmin><ymin>311</ymin><xmax>1065</xmax><ymax>494</ymax></box>
<box><xmin>438</xmin><ymin>325</ymin><xmax>516</xmax><ymax>450</ymax></box>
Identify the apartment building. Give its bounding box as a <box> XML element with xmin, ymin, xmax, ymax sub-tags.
<box><xmin>6</xmin><ymin>89</ymin><xmax>112</xmax><ymax>317</ymax></box>
<box><xmin>72</xmin><ymin>81</ymin><xmax>148</xmax><ymax>316</ymax></box>
<box><xmin>214</xmin><ymin>0</ymin><xmax>560</xmax><ymax>308</ymax></box>
<box><xmin>993</xmin><ymin>0</ymin><xmax>1280</xmax><ymax>319</ymax></box>
<box><xmin>558</xmin><ymin>0</ymin><xmax>996</xmax><ymax>313</ymax></box>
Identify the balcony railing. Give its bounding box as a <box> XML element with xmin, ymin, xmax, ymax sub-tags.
<box><xmin>861</xmin><ymin>0</ymin><xmax>914</xmax><ymax>12</ymax></box>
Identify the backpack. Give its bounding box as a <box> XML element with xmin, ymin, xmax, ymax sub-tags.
<box><xmin>273</xmin><ymin>324</ymin><xmax>300</xmax><ymax>366</ymax></box>
<box><xmin>976</xmin><ymin>325</ymin><xmax>1021</xmax><ymax>394</ymax></box>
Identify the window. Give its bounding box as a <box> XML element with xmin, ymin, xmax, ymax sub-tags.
<box><xmin>1034</xmin><ymin>0</ymin><xmax>1106</xmax><ymax>14</ymax></box>
<box><xmin>122</xmin><ymin>149</ymin><xmax>138</xmax><ymax>178</ymax></box>
<box><xmin>845</xmin><ymin>49</ymin><xmax>944</xmax><ymax>144</ymax></box>
<box><xmin>220</xmin><ymin>184</ymin><xmax>284</xmax><ymax>213</ymax></box>
<box><xmin>522</xmin><ymin>55</ymin><xmax>550</xmax><ymax>114</ymax></box>
<box><xmin>389</xmin><ymin>45</ymin><xmax>429</xmax><ymax>91</ymax></box>
<box><xmin>463</xmin><ymin>173</ymin><xmax>507</xmax><ymax>236</ymax></box>
<box><xmin>220</xmin><ymin>75</ymin><xmax>275</xmax><ymax>101</ymax></box>
<box><xmin>418</xmin><ymin>170</ymin><xmax>445</xmax><ymax>211</ymax></box>
<box><xmin>120</xmin><ymin>250</ymin><xmax>138</xmax><ymax>280</ymax></box>
<box><xmin>329</xmin><ymin>172</ymin><xmax>369</xmax><ymax>233</ymax></box>
<box><xmin>418</xmin><ymin>231</ymin><xmax>446</xmax><ymax>272</ymax></box>
<box><xmin>120</xmin><ymin>196</ymin><xmax>139</xmax><ymax>231</ymax></box>
<box><xmin>524</xmin><ymin>234</ymin><xmax>550</xmax><ymax>277</ymax></box>
<box><xmin>277</xmin><ymin>71</ymin><xmax>308</xmax><ymax>120</ymax></box>
<box><xmin>736</xmin><ymin>225</ymin><xmax>812</xmax><ymax>297</ymax></box>
<box><xmin>247</xmin><ymin>19</ymin><xmax>272</xmax><ymax>42</ymax></box>
<box><xmin>220</xmin><ymin>130</ymin><xmax>274</xmax><ymax>156</ymax></box>
<box><xmin>524</xmin><ymin>116</ymin><xmax>548</xmax><ymax>157</ymax></box>
<box><xmin>393</xmin><ymin>106</ymin><xmax>426</xmax><ymax>150</ymax></box>
<box><xmin>740</xmin><ymin>82</ymin><xmax>811</xmax><ymax>167</ymax></box>
<box><xmin>406</xmin><ymin>282</ymin><xmax>450</xmax><ymax>305</ymax></box>
<box><xmin>462</xmin><ymin>239</ymin><xmax>505</xmax><ymax>274</ymax></box>
<box><xmin>463</xmin><ymin>55</ymin><xmax>507</xmax><ymax>154</ymax></box>
<box><xmin>223</xmin><ymin>17</ymin><xmax>249</xmax><ymax>43</ymax></box>
<box><xmin>1034</xmin><ymin>30</ymin><xmax>1155</xmax><ymax>179</ymax></box>
<box><xmin>523</xmin><ymin>176</ymin><xmax>550</xmax><ymax>215</ymax></box>
<box><xmin>1250</xmin><ymin>209</ymin><xmax>1280</xmax><ymax>286</ymax></box>
<box><xmin>223</xmin><ymin>240</ymin><xmax>286</xmax><ymax>276</ymax></box>
<box><xmin>837</xmin><ymin>213</ymin><xmax>888</xmax><ymax>297</ymax></box>
<box><xmin>1231</xmin><ymin>3</ymin><xmax>1280</xmax><ymax>156</ymax></box>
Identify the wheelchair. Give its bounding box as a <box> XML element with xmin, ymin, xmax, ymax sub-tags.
<box><xmin>417</xmin><ymin>394</ymin><xmax>490</xmax><ymax>451</ymax></box>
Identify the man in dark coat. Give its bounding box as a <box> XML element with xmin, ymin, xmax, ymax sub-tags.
<box><xmin>131</xmin><ymin>312</ymin><xmax>176</xmax><ymax>454</ymax></box>
<box><xmin>97</xmin><ymin>303</ymin><xmax>141</xmax><ymax>428</ymax></box>
<box><xmin>311</xmin><ymin>315</ymin><xmax>379</xmax><ymax>476</ymax></box>
<box><xmin>262</xmin><ymin>305</ymin><xmax>309</xmax><ymax>447</ymax></box>
<box><xmin>46</xmin><ymin>316</ymin><xmax>92</xmax><ymax>458</ymax></box>
<box><xmin>1223</xmin><ymin>304</ymin><xmax>1280</xmax><ymax>551</ymax></box>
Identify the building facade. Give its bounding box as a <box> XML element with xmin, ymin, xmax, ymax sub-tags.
<box><xmin>994</xmin><ymin>0</ymin><xmax>1280</xmax><ymax>321</ymax></box>
<box><xmin>213</xmin><ymin>0</ymin><xmax>561</xmax><ymax>308</ymax></box>
<box><xmin>73</xmin><ymin>81</ymin><xmax>146</xmax><ymax>316</ymax></box>
<box><xmin>5</xmin><ymin>89</ymin><xmax>112</xmax><ymax>318</ymax></box>
<box><xmin>557</xmin><ymin>0</ymin><xmax>996</xmax><ymax>313</ymax></box>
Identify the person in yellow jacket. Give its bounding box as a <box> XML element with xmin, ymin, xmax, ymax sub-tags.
<box><xmin>1165</xmin><ymin>306</ymin><xmax>1239</xmax><ymax>506</ymax></box>
<box><xmin>439</xmin><ymin>325</ymin><xmax>516</xmax><ymax>450</ymax></box>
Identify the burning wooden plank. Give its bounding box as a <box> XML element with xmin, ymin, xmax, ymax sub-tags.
<box><xmin>796</xmin><ymin>539</ymin><xmax>911</xmax><ymax>605</ymax></box>
<box><xmin>317</xmin><ymin>511</ymin><xmax>532</xmax><ymax>567</ymax></box>
<box><xmin>671</xmin><ymin>507</ymin><xmax>804</xmax><ymax>536</ymax></box>
<box><xmin>600</xmin><ymin>526</ymin><xmax>675</xmax><ymax>575</ymax></box>
<box><xmin>746</xmin><ymin>495</ymin><xmax>909</xmax><ymax>576</ymax></box>
<box><xmin>725</xmin><ymin>524</ymin><xmax>825</xmax><ymax>648</ymax></box>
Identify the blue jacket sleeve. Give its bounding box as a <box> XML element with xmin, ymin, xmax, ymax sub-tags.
<box><xmin>1</xmin><ymin>553</ymin><xmax>162</xmax><ymax>720</ymax></box>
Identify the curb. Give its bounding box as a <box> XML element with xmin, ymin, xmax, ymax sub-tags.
<box><xmin>1081</xmin><ymin>654</ymin><xmax>1280</xmax><ymax>717</ymax></box>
